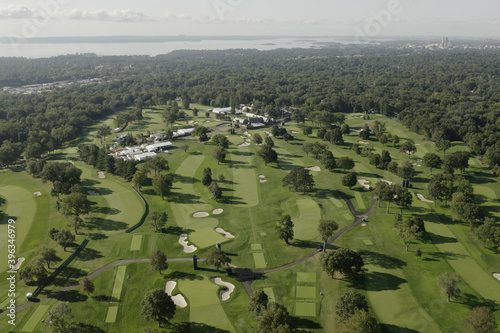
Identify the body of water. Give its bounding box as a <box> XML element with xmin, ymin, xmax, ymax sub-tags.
<box><xmin>0</xmin><ymin>37</ymin><xmax>363</xmax><ymax>58</ymax></box>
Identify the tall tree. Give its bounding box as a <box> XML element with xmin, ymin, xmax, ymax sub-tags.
<box><xmin>152</xmin><ymin>174</ymin><xmax>173</xmax><ymax>199</ymax></box>
<box><xmin>149</xmin><ymin>211</ymin><xmax>168</xmax><ymax>232</ymax></box>
<box><xmin>150</xmin><ymin>250</ymin><xmax>168</xmax><ymax>274</ymax></box>
<box><xmin>321</xmin><ymin>248</ymin><xmax>364</xmax><ymax>279</ymax></box>
<box><xmin>336</xmin><ymin>291</ymin><xmax>369</xmax><ymax>322</ymax></box>
<box><xmin>318</xmin><ymin>219</ymin><xmax>339</xmax><ymax>252</ymax></box>
<box><xmin>47</xmin><ymin>303</ymin><xmax>73</xmax><ymax>333</ymax></box>
<box><xmin>342</xmin><ymin>310</ymin><xmax>381</xmax><ymax>333</ymax></box>
<box><xmin>423</xmin><ymin>153</ymin><xmax>442</xmax><ymax>175</ymax></box>
<box><xmin>397</xmin><ymin>161</ymin><xmax>415</xmax><ymax>180</ymax></box>
<box><xmin>282</xmin><ymin>167</ymin><xmax>314</xmax><ymax>194</ymax></box>
<box><xmin>141</xmin><ymin>289</ymin><xmax>176</xmax><ymax>328</ymax></box>
<box><xmin>253</xmin><ymin>133</ymin><xmax>263</xmax><ymax>144</ymax></box>
<box><xmin>258</xmin><ymin>145</ymin><xmax>278</xmax><ymax>166</ymax></box>
<box><xmin>337</xmin><ymin>157</ymin><xmax>355</xmax><ymax>172</ymax></box>
<box><xmin>213</xmin><ymin>147</ymin><xmax>226</xmax><ymax>165</ymax></box>
<box><xmin>396</xmin><ymin>216</ymin><xmax>425</xmax><ymax>251</ymax></box>
<box><xmin>275</xmin><ymin>214</ymin><xmax>294</xmax><ymax>245</ymax></box>
<box><xmin>465</xmin><ymin>306</ymin><xmax>497</xmax><ymax>333</ymax></box>
<box><xmin>437</xmin><ymin>272</ymin><xmax>461</xmax><ymax>302</ymax></box>
<box><xmin>436</xmin><ymin>139</ymin><xmax>452</xmax><ymax>157</ymax></box>
<box><xmin>60</xmin><ymin>192</ymin><xmax>92</xmax><ymax>234</ymax></box>
<box><xmin>249</xmin><ymin>290</ymin><xmax>270</xmax><ymax>316</ymax></box>
<box><xmin>400</xmin><ymin>140</ymin><xmax>417</xmax><ymax>159</ymax></box>
<box><xmin>209</xmin><ymin>182</ymin><xmax>222</xmax><ymax>200</ymax></box>
<box><xmin>81</xmin><ymin>276</ymin><xmax>95</xmax><ymax>296</ymax></box>
<box><xmin>257</xmin><ymin>302</ymin><xmax>293</xmax><ymax>333</ymax></box>
<box><xmin>132</xmin><ymin>170</ymin><xmax>148</xmax><ymax>191</ymax></box>
<box><xmin>206</xmin><ymin>247</ymin><xmax>231</xmax><ymax>271</ymax></box>
<box><xmin>38</xmin><ymin>246</ymin><xmax>58</xmax><ymax>269</ymax></box>
<box><xmin>342</xmin><ymin>172</ymin><xmax>358</xmax><ymax>189</ymax></box>
<box><xmin>96</xmin><ymin>124</ymin><xmax>111</xmax><ymax>145</ymax></box>
<box><xmin>202</xmin><ymin>167</ymin><xmax>212</xmax><ymax>186</ymax></box>
<box><xmin>211</xmin><ymin>134</ymin><xmax>230</xmax><ymax>148</ymax></box>
<box><xmin>394</xmin><ymin>186</ymin><xmax>413</xmax><ymax>215</ymax></box>
<box><xmin>18</xmin><ymin>258</ymin><xmax>48</xmax><ymax>286</ymax></box>
<box><xmin>53</xmin><ymin>229</ymin><xmax>75</xmax><ymax>251</ymax></box>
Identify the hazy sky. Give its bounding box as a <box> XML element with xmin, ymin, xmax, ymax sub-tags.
<box><xmin>0</xmin><ymin>0</ymin><xmax>499</xmax><ymax>38</ymax></box>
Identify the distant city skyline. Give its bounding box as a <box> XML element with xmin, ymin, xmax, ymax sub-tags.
<box><xmin>0</xmin><ymin>0</ymin><xmax>499</xmax><ymax>39</ymax></box>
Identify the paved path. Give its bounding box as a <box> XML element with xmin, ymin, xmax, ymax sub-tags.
<box><xmin>2</xmin><ymin>190</ymin><xmax>376</xmax><ymax>313</ymax></box>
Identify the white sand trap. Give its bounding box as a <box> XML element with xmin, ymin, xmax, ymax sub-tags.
<box><xmin>305</xmin><ymin>166</ymin><xmax>321</xmax><ymax>172</ymax></box>
<box><xmin>178</xmin><ymin>234</ymin><xmax>197</xmax><ymax>253</ymax></box>
<box><xmin>165</xmin><ymin>281</ymin><xmax>188</xmax><ymax>307</ymax></box>
<box><xmin>212</xmin><ymin>277</ymin><xmax>235</xmax><ymax>301</ymax></box>
<box><xmin>215</xmin><ymin>228</ymin><xmax>235</xmax><ymax>239</ymax></box>
<box><xmin>67</xmin><ymin>160</ymin><xmax>75</xmax><ymax>165</ymax></box>
<box><xmin>291</xmin><ymin>131</ymin><xmax>299</xmax><ymax>134</ymax></box>
<box><xmin>415</xmin><ymin>144</ymin><xmax>421</xmax><ymax>146</ymax></box>
<box><xmin>246</xmin><ymin>139</ymin><xmax>251</xmax><ymax>142</ymax></box>
<box><xmin>193</xmin><ymin>212</ymin><xmax>210</xmax><ymax>218</ymax></box>
<box><xmin>361</xmin><ymin>223</ymin><xmax>367</xmax><ymax>227</ymax></box>
<box><xmin>33</xmin><ymin>192</ymin><xmax>42</xmax><ymax>196</ymax></box>
<box><xmin>417</xmin><ymin>193</ymin><xmax>434</xmax><ymax>204</ymax></box>
<box><xmin>87</xmin><ymin>190</ymin><xmax>100</xmax><ymax>197</ymax></box>
<box><xmin>240</xmin><ymin>136</ymin><xmax>247</xmax><ymax>139</ymax></box>
<box><xmin>358</xmin><ymin>141</ymin><xmax>369</xmax><ymax>144</ymax></box>
<box><xmin>358</xmin><ymin>179</ymin><xmax>370</xmax><ymax>190</ymax></box>
<box><xmin>11</xmin><ymin>257</ymin><xmax>25</xmax><ymax>270</ymax></box>
<box><xmin>493</xmin><ymin>273</ymin><xmax>500</xmax><ymax>282</ymax></box>
<box><xmin>98</xmin><ymin>172</ymin><xmax>105</xmax><ymax>179</ymax></box>
<box><xmin>212</xmin><ymin>208</ymin><xmax>224</xmax><ymax>215</ymax></box>
<box><xmin>238</xmin><ymin>142</ymin><xmax>251</xmax><ymax>147</ymax></box>
<box><xmin>381</xmin><ymin>179</ymin><xmax>393</xmax><ymax>185</ymax></box>
<box><xmin>259</xmin><ymin>175</ymin><xmax>266</xmax><ymax>178</ymax></box>
<box><xmin>260</xmin><ymin>179</ymin><xmax>268</xmax><ymax>183</ymax></box>
<box><xmin>244</xmin><ymin>131</ymin><xmax>249</xmax><ymax>136</ymax></box>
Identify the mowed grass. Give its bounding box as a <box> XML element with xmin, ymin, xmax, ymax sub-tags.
<box><xmin>130</xmin><ymin>235</ymin><xmax>143</xmax><ymax>251</ymax></box>
<box><xmin>297</xmin><ymin>272</ymin><xmax>317</xmax><ymax>283</ymax></box>
<box><xmin>253</xmin><ymin>253</ymin><xmax>267</xmax><ymax>269</ymax></box>
<box><xmin>293</xmin><ymin>199</ymin><xmax>321</xmax><ymax>240</ymax></box>
<box><xmin>296</xmin><ymin>286</ymin><xmax>317</xmax><ymax>299</ymax></box>
<box><xmin>295</xmin><ymin>302</ymin><xmax>317</xmax><ymax>317</ymax></box>
<box><xmin>105</xmin><ymin>306</ymin><xmax>119</xmax><ymax>323</ymax></box>
<box><xmin>179</xmin><ymin>277</ymin><xmax>236</xmax><ymax>332</ymax></box>
<box><xmin>228</xmin><ymin>147</ymin><xmax>259</xmax><ymax>207</ymax></box>
<box><xmin>111</xmin><ymin>266</ymin><xmax>127</xmax><ymax>300</ymax></box>
<box><xmin>20</xmin><ymin>304</ymin><xmax>49</xmax><ymax>332</ymax></box>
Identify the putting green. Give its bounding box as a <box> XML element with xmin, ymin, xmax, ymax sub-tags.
<box><xmin>295</xmin><ymin>302</ymin><xmax>316</xmax><ymax>317</ymax></box>
<box><xmin>189</xmin><ymin>227</ymin><xmax>228</xmax><ymax>249</ymax></box>
<box><xmin>179</xmin><ymin>277</ymin><xmax>235</xmax><ymax>332</ymax></box>
<box><xmin>111</xmin><ymin>266</ymin><xmax>127</xmax><ymax>301</ymax></box>
<box><xmin>263</xmin><ymin>287</ymin><xmax>275</xmax><ymax>302</ymax></box>
<box><xmin>229</xmin><ymin>147</ymin><xmax>259</xmax><ymax>207</ymax></box>
<box><xmin>253</xmin><ymin>253</ymin><xmax>267</xmax><ymax>269</ymax></box>
<box><xmin>293</xmin><ymin>199</ymin><xmax>321</xmax><ymax>240</ymax></box>
<box><xmin>105</xmin><ymin>306</ymin><xmax>119</xmax><ymax>323</ymax></box>
<box><xmin>130</xmin><ymin>235</ymin><xmax>142</xmax><ymax>251</ymax></box>
<box><xmin>363</xmin><ymin>239</ymin><xmax>374</xmax><ymax>246</ymax></box>
<box><xmin>20</xmin><ymin>305</ymin><xmax>49</xmax><ymax>332</ymax></box>
<box><xmin>297</xmin><ymin>272</ymin><xmax>316</xmax><ymax>283</ymax></box>
<box><xmin>251</xmin><ymin>244</ymin><xmax>262</xmax><ymax>250</ymax></box>
<box><xmin>0</xmin><ymin>185</ymin><xmax>37</xmax><ymax>273</ymax></box>
<box><xmin>353</xmin><ymin>191</ymin><xmax>367</xmax><ymax>210</ymax></box>
<box><xmin>296</xmin><ymin>286</ymin><xmax>317</xmax><ymax>299</ymax></box>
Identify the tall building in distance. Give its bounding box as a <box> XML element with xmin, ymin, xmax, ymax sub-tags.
<box><xmin>442</xmin><ymin>37</ymin><xmax>449</xmax><ymax>48</ymax></box>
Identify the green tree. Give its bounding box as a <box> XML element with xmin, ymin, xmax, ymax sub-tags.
<box><xmin>387</xmin><ymin>161</ymin><xmax>398</xmax><ymax>174</ymax></box>
<box><xmin>423</xmin><ymin>153</ymin><xmax>442</xmax><ymax>175</ymax></box>
<box><xmin>53</xmin><ymin>229</ymin><xmax>75</xmax><ymax>251</ymax></box>
<box><xmin>211</xmin><ymin>134</ymin><xmax>230</xmax><ymax>148</ymax></box>
<box><xmin>145</xmin><ymin>156</ymin><xmax>170</xmax><ymax>176</ymax></box>
<box><xmin>282</xmin><ymin>167</ymin><xmax>314</xmax><ymax>193</ymax></box>
<box><xmin>437</xmin><ymin>272</ymin><xmax>461</xmax><ymax>302</ymax></box>
<box><xmin>341</xmin><ymin>124</ymin><xmax>351</xmax><ymax>135</ymax></box>
<box><xmin>264</xmin><ymin>136</ymin><xmax>274</xmax><ymax>147</ymax></box>
<box><xmin>60</xmin><ymin>192</ymin><xmax>92</xmax><ymax>234</ymax></box>
<box><xmin>152</xmin><ymin>174</ymin><xmax>173</xmax><ymax>199</ymax></box>
<box><xmin>450</xmin><ymin>192</ymin><xmax>481</xmax><ymax>229</ymax></box>
<box><xmin>337</xmin><ymin>157</ymin><xmax>355</xmax><ymax>171</ymax></box>
<box><xmin>18</xmin><ymin>258</ymin><xmax>48</xmax><ymax>286</ymax></box>
<box><xmin>150</xmin><ymin>211</ymin><xmax>168</xmax><ymax>232</ymax></box>
<box><xmin>400</xmin><ymin>140</ymin><xmax>417</xmax><ymax>159</ymax></box>
<box><xmin>209</xmin><ymin>182</ymin><xmax>222</xmax><ymax>200</ymax></box>
<box><xmin>275</xmin><ymin>214</ymin><xmax>294</xmax><ymax>245</ymax></box>
<box><xmin>151</xmin><ymin>250</ymin><xmax>168</xmax><ymax>274</ymax></box>
<box><xmin>141</xmin><ymin>289</ymin><xmax>176</xmax><ymax>328</ymax></box>
<box><xmin>379</xmin><ymin>150</ymin><xmax>392</xmax><ymax>169</ymax></box>
<box><xmin>96</xmin><ymin>124</ymin><xmax>111</xmax><ymax>145</ymax></box>
<box><xmin>81</xmin><ymin>276</ymin><xmax>95</xmax><ymax>296</ymax></box>
<box><xmin>47</xmin><ymin>303</ymin><xmax>73</xmax><ymax>333</ymax></box>
<box><xmin>465</xmin><ymin>306</ymin><xmax>497</xmax><ymax>333</ymax></box>
<box><xmin>342</xmin><ymin>172</ymin><xmax>358</xmax><ymax>189</ymax></box>
<box><xmin>38</xmin><ymin>246</ymin><xmax>58</xmax><ymax>269</ymax></box>
<box><xmin>213</xmin><ymin>147</ymin><xmax>226</xmax><ymax>165</ymax></box>
<box><xmin>321</xmin><ymin>248</ymin><xmax>364</xmax><ymax>279</ymax></box>
<box><xmin>318</xmin><ymin>219</ymin><xmax>339</xmax><ymax>251</ymax></box>
<box><xmin>180</xmin><ymin>144</ymin><xmax>189</xmax><ymax>153</ymax></box>
<box><xmin>394</xmin><ymin>186</ymin><xmax>413</xmax><ymax>215</ymax></box>
<box><xmin>206</xmin><ymin>247</ymin><xmax>231</xmax><ymax>271</ymax></box>
<box><xmin>428</xmin><ymin>173</ymin><xmax>454</xmax><ymax>206</ymax></box>
<box><xmin>396</xmin><ymin>216</ymin><xmax>425</xmax><ymax>251</ymax></box>
<box><xmin>359</xmin><ymin>123</ymin><xmax>370</xmax><ymax>140</ymax></box>
<box><xmin>257</xmin><ymin>302</ymin><xmax>293</xmax><ymax>333</ymax></box>
<box><xmin>303</xmin><ymin>126</ymin><xmax>312</xmax><ymax>137</ymax></box>
<box><xmin>132</xmin><ymin>170</ymin><xmax>148</xmax><ymax>191</ymax></box>
<box><xmin>341</xmin><ymin>310</ymin><xmax>381</xmax><ymax>333</ymax></box>
<box><xmin>249</xmin><ymin>290</ymin><xmax>270</xmax><ymax>316</ymax></box>
<box><xmin>253</xmin><ymin>133</ymin><xmax>263</xmax><ymax>144</ymax></box>
<box><xmin>397</xmin><ymin>161</ymin><xmax>415</xmax><ymax>180</ymax></box>
<box><xmin>371</xmin><ymin>120</ymin><xmax>386</xmax><ymax>139</ymax></box>
<box><xmin>436</xmin><ymin>139</ymin><xmax>452</xmax><ymax>157</ymax></box>
<box><xmin>392</xmin><ymin>135</ymin><xmax>400</xmax><ymax>147</ymax></box>
<box><xmin>0</xmin><ymin>140</ymin><xmax>23</xmax><ymax>165</ymax></box>
<box><xmin>258</xmin><ymin>145</ymin><xmax>278</xmax><ymax>166</ymax></box>
<box><xmin>336</xmin><ymin>291</ymin><xmax>369</xmax><ymax>322</ymax></box>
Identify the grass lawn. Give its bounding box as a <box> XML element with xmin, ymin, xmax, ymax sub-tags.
<box><xmin>253</xmin><ymin>253</ymin><xmax>267</xmax><ymax>269</ymax></box>
<box><xmin>105</xmin><ymin>306</ymin><xmax>119</xmax><ymax>323</ymax></box>
<box><xmin>295</xmin><ymin>302</ymin><xmax>317</xmax><ymax>317</ymax></box>
<box><xmin>296</xmin><ymin>286</ymin><xmax>317</xmax><ymax>299</ymax></box>
<box><xmin>20</xmin><ymin>304</ymin><xmax>50</xmax><ymax>332</ymax></box>
<box><xmin>130</xmin><ymin>235</ymin><xmax>143</xmax><ymax>251</ymax></box>
<box><xmin>297</xmin><ymin>272</ymin><xmax>317</xmax><ymax>283</ymax></box>
<box><xmin>111</xmin><ymin>266</ymin><xmax>127</xmax><ymax>301</ymax></box>
<box><xmin>228</xmin><ymin>147</ymin><xmax>260</xmax><ymax>207</ymax></box>
<box><xmin>292</xmin><ymin>199</ymin><xmax>321</xmax><ymax>240</ymax></box>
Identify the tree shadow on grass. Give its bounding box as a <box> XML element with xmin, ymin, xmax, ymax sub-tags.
<box><xmin>290</xmin><ymin>316</ymin><xmax>322</xmax><ymax>330</ymax></box>
<box><xmin>93</xmin><ymin>295</ymin><xmax>120</xmax><ymax>302</ymax></box>
<box><xmin>168</xmin><ymin>192</ymin><xmax>203</xmax><ymax>204</ymax></box>
<box><xmin>423</xmin><ymin>251</ymin><xmax>468</xmax><ymax>261</ymax></box>
<box><xmin>220</xmin><ymin>195</ymin><xmax>246</xmax><ymax>206</ymax></box>
<box><xmin>164</xmin><ymin>226</ymin><xmax>194</xmax><ymax>235</ymax></box>
<box><xmin>174</xmin><ymin>174</ymin><xmax>199</xmax><ymax>184</ymax></box>
<box><xmin>461</xmin><ymin>293</ymin><xmax>498</xmax><ymax>310</ymax></box>
<box><xmin>380</xmin><ymin>324</ymin><xmax>420</xmax><ymax>333</ymax></box>
<box><xmin>291</xmin><ymin>239</ymin><xmax>323</xmax><ymax>250</ymax></box>
<box><xmin>77</xmin><ymin>248</ymin><xmax>104</xmax><ymax>261</ymax></box>
<box><xmin>87</xmin><ymin>217</ymin><xmax>128</xmax><ymax>231</ymax></box>
<box><xmin>49</xmin><ymin>290</ymin><xmax>88</xmax><ymax>302</ymax></box>
<box><xmin>81</xmin><ymin>179</ymin><xmax>101</xmax><ymax>187</ymax></box>
<box><xmin>426</xmin><ymin>232</ymin><xmax>458</xmax><ymax>245</ymax></box>
<box><xmin>171</xmin><ymin>322</ymin><xmax>230</xmax><ymax>333</ymax></box>
<box><xmin>71</xmin><ymin>322</ymin><xmax>106</xmax><ymax>333</ymax></box>
<box><xmin>52</xmin><ymin>267</ymin><xmax>88</xmax><ymax>287</ymax></box>
<box><xmin>164</xmin><ymin>271</ymin><xmax>203</xmax><ymax>281</ymax></box>
<box><xmin>92</xmin><ymin>206</ymin><xmax>121</xmax><ymax>215</ymax></box>
<box><xmin>87</xmin><ymin>233</ymin><xmax>108</xmax><ymax>241</ymax></box>
<box><xmin>0</xmin><ymin>213</ymin><xmax>17</xmax><ymax>225</ymax></box>
<box><xmin>358</xmin><ymin>250</ymin><xmax>407</xmax><ymax>269</ymax></box>
<box><xmin>350</xmin><ymin>271</ymin><xmax>407</xmax><ymax>292</ymax></box>
<box><xmin>91</xmin><ymin>187</ymin><xmax>113</xmax><ymax>196</ymax></box>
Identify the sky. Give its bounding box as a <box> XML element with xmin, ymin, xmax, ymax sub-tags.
<box><xmin>0</xmin><ymin>0</ymin><xmax>499</xmax><ymax>39</ymax></box>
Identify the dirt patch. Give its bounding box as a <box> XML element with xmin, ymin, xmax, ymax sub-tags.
<box><xmin>238</xmin><ymin>142</ymin><xmax>251</xmax><ymax>147</ymax></box>
<box><xmin>381</xmin><ymin>179</ymin><xmax>393</xmax><ymax>185</ymax></box>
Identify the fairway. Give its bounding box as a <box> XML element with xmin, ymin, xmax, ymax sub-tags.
<box><xmin>0</xmin><ymin>185</ymin><xmax>37</xmax><ymax>273</ymax></box>
<box><xmin>297</xmin><ymin>272</ymin><xmax>316</xmax><ymax>283</ymax></box>
<box><xmin>296</xmin><ymin>286</ymin><xmax>317</xmax><ymax>299</ymax></box>
<box><xmin>342</xmin><ymin>212</ymin><xmax>354</xmax><ymax>221</ymax></box>
<box><xmin>263</xmin><ymin>287</ymin><xmax>275</xmax><ymax>302</ymax></box>
<box><xmin>20</xmin><ymin>305</ymin><xmax>49</xmax><ymax>332</ymax></box>
<box><xmin>179</xmin><ymin>277</ymin><xmax>235</xmax><ymax>332</ymax></box>
<box><xmin>253</xmin><ymin>252</ymin><xmax>267</xmax><ymax>268</ymax></box>
<box><xmin>272</xmin><ymin>143</ymin><xmax>304</xmax><ymax>171</ymax></box>
<box><xmin>293</xmin><ymin>199</ymin><xmax>321</xmax><ymax>240</ymax></box>
<box><xmin>111</xmin><ymin>266</ymin><xmax>127</xmax><ymax>300</ymax></box>
<box><xmin>229</xmin><ymin>147</ymin><xmax>259</xmax><ymax>207</ymax></box>
<box><xmin>353</xmin><ymin>191</ymin><xmax>367</xmax><ymax>210</ymax></box>
<box><xmin>130</xmin><ymin>235</ymin><xmax>142</xmax><ymax>251</ymax></box>
<box><xmin>105</xmin><ymin>306</ymin><xmax>119</xmax><ymax>323</ymax></box>
<box><xmin>329</xmin><ymin>195</ymin><xmax>344</xmax><ymax>208</ymax></box>
<box><xmin>295</xmin><ymin>302</ymin><xmax>316</xmax><ymax>317</ymax></box>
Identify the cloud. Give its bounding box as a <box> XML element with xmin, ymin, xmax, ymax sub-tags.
<box><xmin>0</xmin><ymin>5</ymin><xmax>37</xmax><ymax>19</ymax></box>
<box><xmin>65</xmin><ymin>9</ymin><xmax>151</xmax><ymax>22</ymax></box>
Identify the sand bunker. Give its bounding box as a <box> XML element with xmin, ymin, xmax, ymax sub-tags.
<box><xmin>212</xmin><ymin>277</ymin><xmax>235</xmax><ymax>301</ymax></box>
<box><xmin>305</xmin><ymin>166</ymin><xmax>321</xmax><ymax>172</ymax></box>
<box><xmin>87</xmin><ymin>190</ymin><xmax>100</xmax><ymax>197</ymax></box>
<box><xmin>165</xmin><ymin>281</ymin><xmax>188</xmax><ymax>308</ymax></box>
<box><xmin>361</xmin><ymin>223</ymin><xmax>367</xmax><ymax>227</ymax></box>
<box><xmin>240</xmin><ymin>136</ymin><xmax>247</xmax><ymax>139</ymax></box>
<box><xmin>381</xmin><ymin>179</ymin><xmax>393</xmax><ymax>185</ymax></box>
<box><xmin>212</xmin><ymin>208</ymin><xmax>224</xmax><ymax>215</ymax></box>
<box><xmin>259</xmin><ymin>175</ymin><xmax>266</xmax><ymax>179</ymax></box>
<box><xmin>178</xmin><ymin>234</ymin><xmax>197</xmax><ymax>253</ymax></box>
<box><xmin>358</xmin><ymin>179</ymin><xmax>370</xmax><ymax>190</ymax></box>
<box><xmin>291</xmin><ymin>131</ymin><xmax>299</xmax><ymax>134</ymax></box>
<box><xmin>238</xmin><ymin>142</ymin><xmax>251</xmax><ymax>147</ymax></box>
<box><xmin>11</xmin><ymin>257</ymin><xmax>25</xmax><ymax>270</ymax></box>
<box><xmin>493</xmin><ymin>273</ymin><xmax>500</xmax><ymax>282</ymax></box>
<box><xmin>67</xmin><ymin>160</ymin><xmax>75</xmax><ymax>165</ymax></box>
<box><xmin>98</xmin><ymin>172</ymin><xmax>105</xmax><ymax>179</ymax></box>
<box><xmin>193</xmin><ymin>212</ymin><xmax>210</xmax><ymax>218</ymax></box>
<box><xmin>260</xmin><ymin>179</ymin><xmax>268</xmax><ymax>183</ymax></box>
<box><xmin>358</xmin><ymin>141</ymin><xmax>369</xmax><ymax>144</ymax></box>
<box><xmin>33</xmin><ymin>192</ymin><xmax>42</xmax><ymax>196</ymax></box>
<box><xmin>417</xmin><ymin>193</ymin><xmax>434</xmax><ymax>204</ymax></box>
<box><xmin>215</xmin><ymin>228</ymin><xmax>235</xmax><ymax>239</ymax></box>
